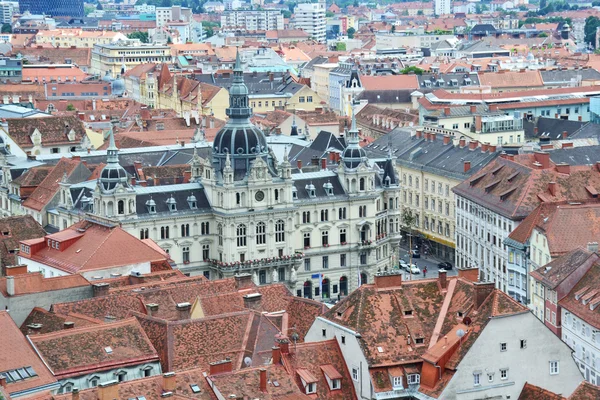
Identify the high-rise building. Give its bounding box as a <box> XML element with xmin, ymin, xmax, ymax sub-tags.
<box><xmin>294</xmin><ymin>0</ymin><xmax>326</xmax><ymax>43</ymax></box>
<box><xmin>155</xmin><ymin>5</ymin><xmax>192</xmax><ymax>27</ymax></box>
<box><xmin>19</xmin><ymin>0</ymin><xmax>84</xmax><ymax>17</ymax></box>
<box><xmin>434</xmin><ymin>0</ymin><xmax>451</xmax><ymax>15</ymax></box>
<box><xmin>0</xmin><ymin>2</ymin><xmax>16</xmax><ymax>24</ymax></box>
<box><xmin>220</xmin><ymin>9</ymin><xmax>283</xmax><ymax>31</ymax></box>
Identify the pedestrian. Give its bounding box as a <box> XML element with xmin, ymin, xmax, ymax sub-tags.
<box><xmin>423</xmin><ymin>267</ymin><xmax>427</xmax><ymax>278</ymax></box>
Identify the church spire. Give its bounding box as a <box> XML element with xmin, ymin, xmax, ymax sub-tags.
<box><xmin>226</xmin><ymin>48</ymin><xmax>252</xmax><ymax>119</ymax></box>
<box><xmin>106</xmin><ymin>128</ymin><xmax>119</xmax><ymax>165</ymax></box>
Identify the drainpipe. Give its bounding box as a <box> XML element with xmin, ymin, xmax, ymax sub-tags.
<box><xmin>435</xmin><ymin>364</ymin><xmax>442</xmax><ymax>380</ymax></box>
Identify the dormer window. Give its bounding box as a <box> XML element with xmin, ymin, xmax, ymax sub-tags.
<box><xmin>297</xmin><ymin>369</ymin><xmax>318</xmax><ymax>395</ymax></box>
<box><xmin>166</xmin><ymin>195</ymin><xmax>177</xmax><ymax>212</ymax></box>
<box><xmin>146</xmin><ymin>198</ymin><xmax>156</xmax><ymax>214</ymax></box>
<box><xmin>292</xmin><ymin>186</ymin><xmax>298</xmax><ymax>199</ymax></box>
<box><xmin>305</xmin><ymin>183</ymin><xmax>316</xmax><ymax>198</ymax></box>
<box><xmin>187</xmin><ymin>194</ymin><xmax>197</xmax><ymax>209</ymax></box>
<box><xmin>331</xmin><ymin>379</ymin><xmax>341</xmax><ymax>390</ymax></box>
<box><xmin>323</xmin><ymin>181</ymin><xmax>334</xmax><ymax>196</ymax></box>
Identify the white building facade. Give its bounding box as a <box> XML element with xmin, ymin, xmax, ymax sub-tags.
<box><xmin>294</xmin><ymin>0</ymin><xmax>326</xmax><ymax>43</ymax></box>
<box><xmin>220</xmin><ymin>10</ymin><xmax>284</xmax><ymax>31</ymax></box>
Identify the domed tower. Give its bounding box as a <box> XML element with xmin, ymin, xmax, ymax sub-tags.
<box><xmin>339</xmin><ymin>101</ymin><xmax>373</xmax><ymax>195</ymax></box>
<box><xmin>212</xmin><ymin>49</ymin><xmax>277</xmax><ymax>181</ymax></box>
<box><xmin>342</xmin><ymin>104</ymin><xmax>368</xmax><ymax>170</ymax></box>
<box><xmin>99</xmin><ymin>130</ymin><xmax>129</xmax><ymax>193</ymax></box>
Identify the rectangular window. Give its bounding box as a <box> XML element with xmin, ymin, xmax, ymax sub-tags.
<box><xmin>304</xmin><ymin>258</ymin><xmax>311</xmax><ymax>271</ymax></box>
<box><xmin>393</xmin><ymin>376</ymin><xmax>402</xmax><ymax>387</ymax></box>
<box><xmin>474</xmin><ymin>373</ymin><xmax>481</xmax><ymax>386</ymax></box>
<box><xmin>500</xmin><ymin>342</ymin><xmax>507</xmax><ymax>352</ymax></box>
<box><xmin>352</xmin><ymin>367</ymin><xmax>359</xmax><ymax>381</ymax></box>
<box><xmin>550</xmin><ymin>361</ymin><xmax>559</xmax><ymax>375</ymax></box>
<box><xmin>322</xmin><ymin>256</ymin><xmax>329</xmax><ymax>269</ymax></box>
<box><xmin>299</xmin><ymin>96</ymin><xmax>305</xmax><ymax>103</ymax></box>
<box><xmin>340</xmin><ymin>254</ymin><xmax>346</xmax><ymax>267</ymax></box>
<box><xmin>520</xmin><ymin>339</ymin><xmax>527</xmax><ymax>349</ymax></box>
<box><xmin>500</xmin><ymin>369</ymin><xmax>508</xmax><ymax>380</ymax></box>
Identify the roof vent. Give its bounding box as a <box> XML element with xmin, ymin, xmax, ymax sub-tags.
<box><xmin>104</xmin><ymin>346</ymin><xmax>113</xmax><ymax>354</ymax></box>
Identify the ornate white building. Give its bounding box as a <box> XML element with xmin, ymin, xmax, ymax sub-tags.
<box><xmin>29</xmin><ymin>52</ymin><xmax>402</xmax><ymax>300</ymax></box>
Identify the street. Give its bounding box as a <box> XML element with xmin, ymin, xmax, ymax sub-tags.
<box><xmin>397</xmin><ymin>246</ymin><xmax>458</xmax><ymax>281</ymax></box>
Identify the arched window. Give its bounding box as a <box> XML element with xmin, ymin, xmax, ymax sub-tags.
<box><xmin>201</xmin><ymin>222</ymin><xmax>210</xmax><ymax>235</ymax></box>
<box><xmin>359</xmin><ymin>178</ymin><xmax>365</xmax><ymax>191</ymax></box>
<box><xmin>217</xmin><ymin>223</ymin><xmax>223</xmax><ymax>246</ymax></box>
<box><xmin>106</xmin><ymin>201</ymin><xmax>114</xmax><ymax>216</ymax></box>
<box><xmin>275</xmin><ymin>220</ymin><xmax>285</xmax><ymax>242</ymax></box>
<box><xmin>118</xmin><ymin>200</ymin><xmax>124</xmax><ymax>214</ymax></box>
<box><xmin>161</xmin><ymin>226</ymin><xmax>169</xmax><ymax>239</ymax></box>
<box><xmin>274</xmin><ymin>189</ymin><xmax>279</xmax><ymax>202</ymax></box>
<box><xmin>181</xmin><ymin>224</ymin><xmax>190</xmax><ymax>237</ymax></box>
<box><xmin>256</xmin><ymin>222</ymin><xmax>266</xmax><ymax>245</ymax></box>
<box><xmin>237</xmin><ymin>224</ymin><xmax>247</xmax><ymax>247</ymax></box>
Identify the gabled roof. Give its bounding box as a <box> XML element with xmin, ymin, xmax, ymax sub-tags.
<box><xmin>20</xmin><ymin>307</ymin><xmax>101</xmax><ymax>335</ymax></box>
<box><xmin>0</xmin><ymin>272</ymin><xmax>90</xmax><ymax>297</ymax></box>
<box><xmin>558</xmin><ymin>262</ymin><xmax>600</xmax><ymax>330</ymax></box>
<box><xmin>7</xmin><ymin>115</ymin><xmax>86</xmax><ymax>148</ymax></box>
<box><xmin>19</xmin><ymin>220</ymin><xmax>169</xmax><ymax>274</ymax></box>
<box><xmin>569</xmin><ymin>381</ymin><xmax>600</xmax><ymax>400</ymax></box>
<box><xmin>0</xmin><ymin>311</ymin><xmax>57</xmax><ymax>396</ymax></box>
<box><xmin>519</xmin><ymin>382</ymin><xmax>565</xmax><ymax>400</ymax></box>
<box><xmin>478</xmin><ymin>70</ymin><xmax>544</xmax><ymax>88</ymax></box>
<box><xmin>29</xmin><ymin>317</ymin><xmax>158</xmax><ymax>378</ymax></box>
<box><xmin>0</xmin><ymin>215</ymin><xmax>46</xmax><ymax>270</ymax></box>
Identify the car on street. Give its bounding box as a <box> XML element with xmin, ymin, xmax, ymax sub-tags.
<box><xmin>408</xmin><ymin>265</ymin><xmax>421</xmax><ymax>274</ymax></box>
<box><xmin>438</xmin><ymin>262</ymin><xmax>453</xmax><ymax>270</ymax></box>
<box><xmin>411</xmin><ymin>249</ymin><xmax>421</xmax><ymax>258</ymax></box>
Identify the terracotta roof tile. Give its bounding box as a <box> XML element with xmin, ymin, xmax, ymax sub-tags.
<box><xmin>361</xmin><ymin>75</ymin><xmax>419</xmax><ymax>91</ymax></box>
<box><xmin>0</xmin><ymin>215</ymin><xmax>46</xmax><ymax>271</ymax></box>
<box><xmin>558</xmin><ymin>262</ymin><xmax>600</xmax><ymax>330</ymax></box>
<box><xmin>518</xmin><ymin>382</ymin><xmax>565</xmax><ymax>400</ymax></box>
<box><xmin>569</xmin><ymin>381</ymin><xmax>600</xmax><ymax>400</ymax></box>
<box><xmin>0</xmin><ymin>311</ymin><xmax>58</xmax><ymax>396</ymax></box>
<box><xmin>7</xmin><ymin>116</ymin><xmax>86</xmax><ymax>149</ymax></box>
<box><xmin>478</xmin><ymin>70</ymin><xmax>544</xmax><ymax>88</ymax></box>
<box><xmin>29</xmin><ymin>318</ymin><xmax>159</xmax><ymax>378</ymax></box>
<box><xmin>0</xmin><ymin>272</ymin><xmax>90</xmax><ymax>297</ymax></box>
<box><xmin>20</xmin><ymin>307</ymin><xmax>100</xmax><ymax>335</ymax></box>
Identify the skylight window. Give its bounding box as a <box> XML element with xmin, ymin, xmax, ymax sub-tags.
<box><xmin>190</xmin><ymin>384</ymin><xmax>201</xmax><ymax>393</ymax></box>
<box><xmin>105</xmin><ymin>346</ymin><xmax>113</xmax><ymax>354</ymax></box>
<box><xmin>1</xmin><ymin>366</ymin><xmax>38</xmax><ymax>383</ymax></box>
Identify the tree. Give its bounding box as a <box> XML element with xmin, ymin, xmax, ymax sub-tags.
<box><xmin>326</xmin><ymin>10</ymin><xmax>334</xmax><ymax>17</ymax></box>
<box><xmin>347</xmin><ymin>27</ymin><xmax>356</xmax><ymax>38</ymax></box>
<box><xmin>336</xmin><ymin>42</ymin><xmax>346</xmax><ymax>50</ymax></box>
<box><xmin>538</xmin><ymin>32</ymin><xmax>548</xmax><ymax>37</ymax></box>
<box><xmin>391</xmin><ymin>25</ymin><xmax>395</xmax><ymax>33</ymax></box>
<box><xmin>1</xmin><ymin>24</ymin><xmax>11</xmax><ymax>34</ymax></box>
<box><xmin>417</xmin><ymin>9</ymin><xmax>424</xmax><ymax>15</ymax></box>
<box><xmin>96</xmin><ymin>3</ymin><xmax>103</xmax><ymax>9</ymax></box>
<box><xmin>399</xmin><ymin>65</ymin><xmax>424</xmax><ymax>75</ymax></box>
<box><xmin>127</xmin><ymin>31</ymin><xmax>149</xmax><ymax>43</ymax></box>
<box><xmin>282</xmin><ymin>10</ymin><xmax>291</xmax><ymax>18</ymax></box>
<box><xmin>585</xmin><ymin>16</ymin><xmax>600</xmax><ymax>48</ymax></box>
<box><xmin>66</xmin><ymin>104</ymin><xmax>76</xmax><ymax>111</ymax></box>
<box><xmin>540</xmin><ymin>0</ymin><xmax>547</xmax><ymax>8</ymax></box>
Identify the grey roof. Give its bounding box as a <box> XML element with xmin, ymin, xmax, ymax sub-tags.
<box><xmin>292</xmin><ymin>173</ymin><xmax>347</xmax><ymax>200</ymax></box>
<box><xmin>459</xmin><ymin>40</ymin><xmax>510</xmax><ymax>56</ymax></box>
<box><xmin>523</xmin><ymin>117</ymin><xmax>586</xmax><ymax>140</ymax></box>
<box><xmin>540</xmin><ymin>68</ymin><xmax>600</xmax><ymax>84</ymax></box>
<box><xmin>356</xmin><ymin>89</ymin><xmax>412</xmax><ymax>104</ymax></box>
<box><xmin>417</xmin><ymin>72</ymin><xmax>480</xmax><ymax>90</ymax></box>
<box><xmin>195</xmin><ymin>72</ymin><xmax>304</xmax><ymax>96</ymax></box>
<box><xmin>469</xmin><ymin>24</ymin><xmax>497</xmax><ymax>34</ymax></box>
<box><xmin>547</xmin><ymin>145</ymin><xmax>600</xmax><ymax>166</ymax></box>
<box><xmin>135</xmin><ymin>186</ymin><xmax>211</xmax><ymax>216</ymax></box>
<box><xmin>430</xmin><ymin>40</ymin><xmax>456</xmax><ymax>51</ymax></box>
<box><xmin>309</xmin><ymin>130</ymin><xmax>345</xmax><ymax>153</ymax></box>
<box><xmin>365</xmin><ymin>128</ymin><xmax>500</xmax><ymax>181</ymax></box>
<box><xmin>571</xmin><ymin>122</ymin><xmax>600</xmax><ymax>140</ymax></box>
<box><xmin>301</xmin><ymin>56</ymin><xmax>329</xmax><ymax>73</ymax></box>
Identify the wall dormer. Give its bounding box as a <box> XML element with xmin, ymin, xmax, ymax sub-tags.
<box><xmin>297</xmin><ymin>369</ymin><xmax>317</xmax><ymax>395</ymax></box>
<box><xmin>321</xmin><ymin>365</ymin><xmax>342</xmax><ymax>391</ymax></box>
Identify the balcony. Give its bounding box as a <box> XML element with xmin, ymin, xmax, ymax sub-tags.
<box><xmin>209</xmin><ymin>253</ymin><xmax>304</xmax><ymax>271</ymax></box>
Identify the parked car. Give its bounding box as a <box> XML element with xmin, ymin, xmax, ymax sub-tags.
<box><xmin>408</xmin><ymin>265</ymin><xmax>421</xmax><ymax>274</ymax></box>
<box><xmin>411</xmin><ymin>249</ymin><xmax>421</xmax><ymax>258</ymax></box>
<box><xmin>399</xmin><ymin>260</ymin><xmax>409</xmax><ymax>270</ymax></box>
<box><xmin>438</xmin><ymin>262</ymin><xmax>453</xmax><ymax>270</ymax></box>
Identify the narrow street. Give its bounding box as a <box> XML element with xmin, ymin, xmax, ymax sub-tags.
<box><xmin>397</xmin><ymin>246</ymin><xmax>458</xmax><ymax>281</ymax></box>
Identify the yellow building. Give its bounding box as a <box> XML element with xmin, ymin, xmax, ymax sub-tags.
<box><xmin>311</xmin><ymin>63</ymin><xmax>337</xmax><ymax>102</ymax></box>
<box><xmin>249</xmin><ymin>85</ymin><xmax>323</xmax><ymax>114</ymax></box>
<box><xmin>36</xmin><ymin>30</ymin><xmax>127</xmax><ymax>48</ymax></box>
<box><xmin>91</xmin><ymin>40</ymin><xmax>171</xmax><ymax>77</ymax></box>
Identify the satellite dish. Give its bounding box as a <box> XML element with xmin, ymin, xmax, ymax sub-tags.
<box><xmin>456</xmin><ymin>329</ymin><xmax>466</xmax><ymax>338</ymax></box>
<box><xmin>462</xmin><ymin>316</ymin><xmax>472</xmax><ymax>326</ymax></box>
<box><xmin>244</xmin><ymin>357</ymin><xmax>252</xmax><ymax>367</ymax></box>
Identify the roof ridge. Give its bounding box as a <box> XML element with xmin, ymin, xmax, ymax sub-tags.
<box><xmin>30</xmin><ymin>316</ymin><xmax>138</xmax><ymax>340</ymax></box>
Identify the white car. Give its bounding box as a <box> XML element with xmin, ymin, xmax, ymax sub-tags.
<box><xmin>399</xmin><ymin>260</ymin><xmax>409</xmax><ymax>270</ymax></box>
<box><xmin>408</xmin><ymin>265</ymin><xmax>421</xmax><ymax>275</ymax></box>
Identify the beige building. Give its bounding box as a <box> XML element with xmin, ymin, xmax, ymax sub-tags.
<box><xmin>311</xmin><ymin>63</ymin><xmax>338</xmax><ymax>103</ymax></box>
<box><xmin>35</xmin><ymin>30</ymin><xmax>127</xmax><ymax>48</ymax></box>
<box><xmin>91</xmin><ymin>40</ymin><xmax>171</xmax><ymax>77</ymax></box>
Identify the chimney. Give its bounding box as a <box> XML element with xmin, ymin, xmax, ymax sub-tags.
<box><xmin>259</xmin><ymin>369</ymin><xmax>267</xmax><ymax>392</ymax></box>
<box><xmin>275</xmin><ymin>127</ymin><xmax>282</xmax><ymax>135</ymax></box>
<box><xmin>272</xmin><ymin>347</ymin><xmax>281</xmax><ymax>365</ymax></box>
<box><xmin>443</xmin><ymin>135</ymin><xmax>451</xmax><ymax>145</ymax></box>
<box><xmin>235</xmin><ymin>273</ymin><xmax>254</xmax><ymax>290</ymax></box>
<box><xmin>555</xmin><ymin>163</ymin><xmax>571</xmax><ymax>175</ymax></box>
<box><xmin>562</xmin><ymin>131</ymin><xmax>568</xmax><ymax>139</ymax></box>
<box><xmin>459</xmin><ymin>138</ymin><xmax>466</xmax><ymax>148</ymax></box>
<box><xmin>374</xmin><ymin>272</ymin><xmax>402</xmax><ymax>289</ymax></box>
<box><xmin>93</xmin><ymin>283</ymin><xmax>109</xmax><ymax>297</ymax></box>
<box><xmin>464</xmin><ymin>161</ymin><xmax>471</xmax><ymax>173</ymax></box>
<box><xmin>243</xmin><ymin>293</ymin><xmax>262</xmax><ymax>310</ymax></box>
<box><xmin>490</xmin><ymin>104</ymin><xmax>499</xmax><ymax>111</ymax></box>
<box><xmin>489</xmin><ymin>144</ymin><xmax>497</xmax><ymax>152</ymax></box>
<box><xmin>297</xmin><ymin>160</ymin><xmax>302</xmax><ymax>170</ymax></box>
<box><xmin>468</xmin><ymin>140</ymin><xmax>478</xmax><ymax>150</ymax></box>
<box><xmin>458</xmin><ymin>267</ymin><xmax>479</xmax><ymax>283</ymax></box>
<box><xmin>129</xmin><ymin>270</ymin><xmax>144</xmax><ymax>285</ymax></box>
<box><xmin>533</xmin><ymin>151</ymin><xmax>550</xmax><ymax>169</ymax></box>
<box><xmin>548</xmin><ymin>181</ymin><xmax>557</xmax><ymax>196</ymax></box>
<box><xmin>562</xmin><ymin>142</ymin><xmax>574</xmax><ymax>149</ymax></box>
<box><xmin>6</xmin><ymin>276</ymin><xmax>14</xmax><ymax>296</ymax></box>
<box><xmin>438</xmin><ymin>270</ymin><xmax>447</xmax><ymax>289</ymax></box>
<box><xmin>0</xmin><ymin>375</ymin><xmax>6</xmax><ymax>388</ymax></box>
<box><xmin>176</xmin><ymin>302</ymin><xmax>192</xmax><ymax>320</ymax></box>
<box><xmin>209</xmin><ymin>359</ymin><xmax>233</xmax><ymax>375</ymax></box>
<box><xmin>146</xmin><ymin>303</ymin><xmax>159</xmax><ymax>317</ymax></box>
<box><xmin>430</xmin><ymin>132</ymin><xmax>436</xmax><ymax>141</ymax></box>
<box><xmin>470</xmin><ymin>105</ymin><xmax>477</xmax><ymax>113</ymax></box>
<box><xmin>26</xmin><ymin>323</ymin><xmax>42</xmax><ymax>335</ymax></box>
<box><xmin>321</xmin><ymin>158</ymin><xmax>327</xmax><ymax>170</ymax></box>
<box><xmin>444</xmin><ymin>107</ymin><xmax>450</xmax><ymax>116</ymax></box>
<box><xmin>416</xmin><ymin>129</ymin><xmax>423</xmax><ymax>139</ymax></box>
<box><xmin>534</xmin><ymin>127</ymin><xmax>538</xmax><ymax>135</ymax></box>
<box><xmin>475</xmin><ymin>115</ymin><xmax>482</xmax><ymax>132</ymax></box>
<box><xmin>72</xmin><ymin>388</ymin><xmax>80</xmax><ymax>400</ymax></box>
<box><xmin>474</xmin><ymin>282</ymin><xmax>495</xmax><ymax>309</ymax></box>
<box><xmin>311</xmin><ymin>156</ymin><xmax>319</xmax><ymax>166</ymax></box>
<box><xmin>98</xmin><ymin>380</ymin><xmax>119</xmax><ymax>400</ymax></box>
<box><xmin>579</xmin><ymin>116</ymin><xmax>583</xmax><ymax>121</ymax></box>
<box><xmin>481</xmin><ymin>143</ymin><xmax>489</xmax><ymax>153</ymax></box>
<box><xmin>163</xmin><ymin>372</ymin><xmax>177</xmax><ymax>392</ymax></box>
<box><xmin>64</xmin><ymin>321</ymin><xmax>75</xmax><ymax>329</ymax></box>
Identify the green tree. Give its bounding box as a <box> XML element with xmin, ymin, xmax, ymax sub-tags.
<box><xmin>282</xmin><ymin>10</ymin><xmax>291</xmax><ymax>18</ymax></box>
<box><xmin>66</xmin><ymin>104</ymin><xmax>76</xmax><ymax>111</ymax></box>
<box><xmin>538</xmin><ymin>32</ymin><xmax>548</xmax><ymax>37</ymax></box>
<box><xmin>399</xmin><ymin>65</ymin><xmax>424</xmax><ymax>75</ymax></box>
<box><xmin>84</xmin><ymin>4</ymin><xmax>96</xmax><ymax>15</ymax></box>
<box><xmin>417</xmin><ymin>9</ymin><xmax>424</xmax><ymax>15</ymax></box>
<box><xmin>585</xmin><ymin>16</ymin><xmax>600</xmax><ymax>48</ymax></box>
<box><xmin>127</xmin><ymin>31</ymin><xmax>149</xmax><ymax>43</ymax></box>
<box><xmin>326</xmin><ymin>10</ymin><xmax>334</xmax><ymax>17</ymax></box>
<box><xmin>401</xmin><ymin>209</ymin><xmax>417</xmax><ymax>279</ymax></box>
<box><xmin>391</xmin><ymin>25</ymin><xmax>395</xmax><ymax>33</ymax></box>
<box><xmin>347</xmin><ymin>27</ymin><xmax>356</xmax><ymax>38</ymax></box>
<box><xmin>1</xmin><ymin>23</ymin><xmax>11</xmax><ymax>34</ymax></box>
<box><xmin>336</xmin><ymin>42</ymin><xmax>346</xmax><ymax>50</ymax></box>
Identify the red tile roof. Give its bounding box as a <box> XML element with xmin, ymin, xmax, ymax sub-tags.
<box><xmin>18</xmin><ymin>47</ymin><xmax>92</xmax><ymax>67</ymax></box>
<box><xmin>361</xmin><ymin>75</ymin><xmax>419</xmax><ymax>91</ymax></box>
<box><xmin>0</xmin><ymin>272</ymin><xmax>90</xmax><ymax>297</ymax></box>
<box><xmin>19</xmin><ymin>220</ymin><xmax>169</xmax><ymax>274</ymax></box>
<box><xmin>558</xmin><ymin>262</ymin><xmax>600</xmax><ymax>330</ymax></box>
<box><xmin>20</xmin><ymin>307</ymin><xmax>101</xmax><ymax>335</ymax></box>
<box><xmin>0</xmin><ymin>311</ymin><xmax>58</xmax><ymax>396</ymax></box>
<box><xmin>29</xmin><ymin>317</ymin><xmax>159</xmax><ymax>378</ymax></box>
<box><xmin>519</xmin><ymin>382</ymin><xmax>565</xmax><ymax>400</ymax></box>
<box><xmin>7</xmin><ymin>115</ymin><xmax>86</xmax><ymax>149</ymax></box>
<box><xmin>568</xmin><ymin>381</ymin><xmax>600</xmax><ymax>400</ymax></box>
<box><xmin>0</xmin><ymin>215</ymin><xmax>46</xmax><ymax>272</ymax></box>
<box><xmin>478</xmin><ymin>70</ymin><xmax>544</xmax><ymax>88</ymax></box>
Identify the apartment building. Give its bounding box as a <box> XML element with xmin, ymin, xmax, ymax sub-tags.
<box><xmin>155</xmin><ymin>5</ymin><xmax>192</xmax><ymax>27</ymax></box>
<box><xmin>294</xmin><ymin>0</ymin><xmax>326</xmax><ymax>43</ymax></box>
<box><xmin>220</xmin><ymin>9</ymin><xmax>284</xmax><ymax>31</ymax></box>
<box><xmin>90</xmin><ymin>40</ymin><xmax>171</xmax><ymax>77</ymax></box>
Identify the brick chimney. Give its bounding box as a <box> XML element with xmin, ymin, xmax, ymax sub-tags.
<box><xmin>374</xmin><ymin>271</ymin><xmax>402</xmax><ymax>289</ymax></box>
<box><xmin>176</xmin><ymin>302</ymin><xmax>192</xmax><ymax>320</ymax></box>
<box><xmin>468</xmin><ymin>140</ymin><xmax>478</xmax><ymax>150</ymax></box>
<box><xmin>443</xmin><ymin>135</ymin><xmax>451</xmax><ymax>145</ymax></box>
<box><xmin>0</xmin><ymin>375</ymin><xmax>6</xmax><ymax>388</ymax></box>
<box><xmin>278</xmin><ymin>338</ymin><xmax>290</xmax><ymax>354</ymax></box>
<box><xmin>5</xmin><ymin>265</ymin><xmax>27</xmax><ymax>276</ymax></box>
<box><xmin>475</xmin><ymin>115</ymin><xmax>482</xmax><ymax>132</ymax></box>
<box><xmin>533</xmin><ymin>151</ymin><xmax>550</xmax><ymax>169</ymax></box>
<box><xmin>562</xmin><ymin>130</ymin><xmax>568</xmax><ymax>139</ymax></box>
<box><xmin>64</xmin><ymin>321</ymin><xmax>75</xmax><ymax>329</ymax></box>
<box><xmin>444</xmin><ymin>107</ymin><xmax>450</xmax><ymax>116</ymax></box>
<box><xmin>93</xmin><ymin>283</ymin><xmax>109</xmax><ymax>297</ymax></box>
<box><xmin>470</xmin><ymin>105</ymin><xmax>477</xmax><ymax>113</ymax></box>
<box><xmin>209</xmin><ymin>359</ymin><xmax>233</xmax><ymax>375</ymax></box>
<box><xmin>555</xmin><ymin>163</ymin><xmax>571</xmax><ymax>175</ymax></box>
<box><xmin>163</xmin><ymin>372</ymin><xmax>177</xmax><ymax>392</ymax></box>
<box><xmin>474</xmin><ymin>282</ymin><xmax>495</xmax><ymax>309</ymax></box>
<box><xmin>481</xmin><ymin>143</ymin><xmax>489</xmax><ymax>153</ymax></box>
<box><xmin>321</xmin><ymin>158</ymin><xmax>327</xmax><ymax>170</ymax></box>
<box><xmin>235</xmin><ymin>273</ymin><xmax>254</xmax><ymax>290</ymax></box>
<box><xmin>458</xmin><ymin>267</ymin><xmax>479</xmax><ymax>283</ymax></box>
<box><xmin>416</xmin><ymin>129</ymin><xmax>423</xmax><ymax>139</ymax></box>
<box><xmin>534</xmin><ymin>127</ymin><xmax>538</xmax><ymax>135</ymax></box>
<box><xmin>464</xmin><ymin>161</ymin><xmax>471</xmax><ymax>173</ymax></box>
<box><xmin>243</xmin><ymin>293</ymin><xmax>262</xmax><ymax>310</ymax></box>
<box><xmin>98</xmin><ymin>380</ymin><xmax>119</xmax><ymax>400</ymax></box>
<box><xmin>489</xmin><ymin>144</ymin><xmax>497</xmax><ymax>152</ymax></box>
<box><xmin>459</xmin><ymin>138</ymin><xmax>466</xmax><ymax>148</ymax></box>
<box><xmin>438</xmin><ymin>270</ymin><xmax>447</xmax><ymax>290</ymax></box>
<box><xmin>72</xmin><ymin>388</ymin><xmax>80</xmax><ymax>400</ymax></box>
<box><xmin>272</xmin><ymin>347</ymin><xmax>281</xmax><ymax>365</ymax></box>
<box><xmin>297</xmin><ymin>160</ymin><xmax>302</xmax><ymax>170</ymax></box>
<box><xmin>259</xmin><ymin>369</ymin><xmax>267</xmax><ymax>392</ymax></box>
<box><xmin>430</xmin><ymin>132</ymin><xmax>436</xmax><ymax>141</ymax></box>
<box><xmin>548</xmin><ymin>181</ymin><xmax>557</xmax><ymax>196</ymax></box>
<box><xmin>146</xmin><ymin>303</ymin><xmax>159</xmax><ymax>317</ymax></box>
